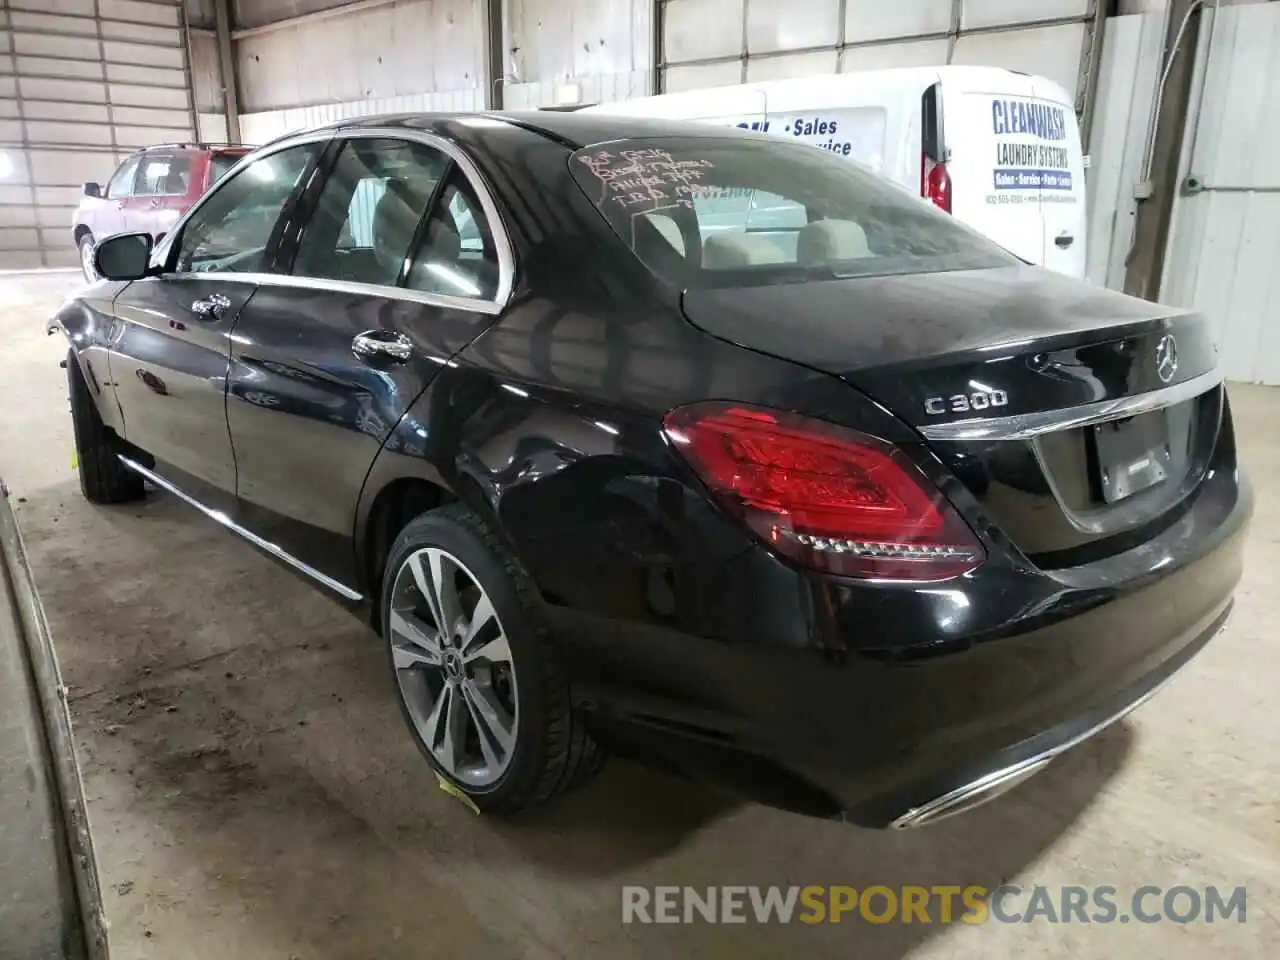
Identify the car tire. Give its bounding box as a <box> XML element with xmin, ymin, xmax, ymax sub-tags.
<box><xmin>67</xmin><ymin>351</ymin><xmax>144</xmax><ymax>504</ymax></box>
<box><xmin>78</xmin><ymin>233</ymin><xmax>96</xmax><ymax>283</ymax></box>
<box><xmin>381</xmin><ymin>503</ymin><xmax>603</xmax><ymax>813</ymax></box>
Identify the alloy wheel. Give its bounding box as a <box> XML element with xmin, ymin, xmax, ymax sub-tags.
<box><xmin>388</xmin><ymin>547</ymin><xmax>518</xmax><ymax>787</ymax></box>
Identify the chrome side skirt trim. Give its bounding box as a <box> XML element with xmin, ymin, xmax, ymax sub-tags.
<box><xmin>917</xmin><ymin>369</ymin><xmax>1224</xmax><ymax>441</ymax></box>
<box><xmin>117</xmin><ymin>456</ymin><xmax>364</xmax><ymax>602</ymax></box>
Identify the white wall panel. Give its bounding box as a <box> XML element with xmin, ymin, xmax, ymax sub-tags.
<box><xmin>1163</xmin><ymin>4</ymin><xmax>1280</xmax><ymax>384</ymax></box>
<box><xmin>0</xmin><ymin>0</ymin><xmax>195</xmax><ymax>268</ymax></box>
<box><xmin>662</xmin><ymin>0</ymin><xmax>743</xmax><ymax>63</ymax></box>
<box><xmin>236</xmin><ymin>0</ymin><xmax>484</xmax><ymax>112</ymax></box>
<box><xmin>663</xmin><ymin>58</ymin><xmax>744</xmax><ymax>92</ymax></box>
<box><xmin>747</xmin><ymin>0</ymin><xmax>839</xmax><ymax>54</ymax></box>
<box><xmin>844</xmin><ymin>0</ymin><xmax>951</xmax><ymax>44</ymax></box>
<box><xmin>839</xmin><ymin>37</ymin><xmax>949</xmax><ymax>72</ymax></box>
<box><xmin>746</xmin><ymin>50</ymin><xmax>838</xmax><ymax>82</ymax></box>
<box><xmin>239</xmin><ymin>88</ymin><xmax>486</xmax><ymax>145</ymax></box>
<box><xmin>961</xmin><ymin>0</ymin><xmax>1091</xmax><ymax>30</ymax></box>
<box><xmin>503</xmin><ymin>0</ymin><xmax>654</xmax><ymax>108</ymax></box>
<box><xmin>951</xmin><ymin>22</ymin><xmax>1088</xmax><ymax>95</ymax></box>
<box><xmin>661</xmin><ymin>0</ymin><xmax>1098</xmax><ymax>103</ymax></box>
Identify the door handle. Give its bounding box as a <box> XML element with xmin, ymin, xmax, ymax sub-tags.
<box><xmin>190</xmin><ymin>293</ymin><xmax>232</xmax><ymax>320</ymax></box>
<box><xmin>149</xmin><ymin>198</ymin><xmax>161</xmax><ymax>208</ymax></box>
<box><xmin>352</xmin><ymin>330</ymin><xmax>413</xmax><ymax>362</ymax></box>
<box><xmin>116</xmin><ymin>201</ymin><xmax>126</xmax><ymax>210</ymax></box>
<box><xmin>1054</xmin><ymin>233</ymin><xmax>1074</xmax><ymax>249</ymax></box>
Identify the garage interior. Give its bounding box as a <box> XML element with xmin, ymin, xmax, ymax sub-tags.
<box><xmin>1</xmin><ymin>0</ymin><xmax>1279</xmax><ymax>958</ymax></box>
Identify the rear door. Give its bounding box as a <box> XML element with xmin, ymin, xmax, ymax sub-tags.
<box><xmin>947</xmin><ymin>71</ymin><xmax>1047</xmax><ymax>267</ymax></box>
<box><xmin>225</xmin><ymin>133</ymin><xmax>508</xmax><ymax>588</ymax></box>
<box><xmin>1032</xmin><ymin>77</ymin><xmax>1088</xmax><ymax>278</ymax></box>
<box><xmin>131</xmin><ymin>151</ymin><xmax>192</xmax><ymax>240</ymax></box>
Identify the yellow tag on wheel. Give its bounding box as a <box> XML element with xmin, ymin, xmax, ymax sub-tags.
<box><xmin>71</xmin><ymin>452</ymin><xmax>78</xmax><ymax>470</ymax></box>
<box><xmin>435</xmin><ymin>773</ymin><xmax>481</xmax><ymax>815</ymax></box>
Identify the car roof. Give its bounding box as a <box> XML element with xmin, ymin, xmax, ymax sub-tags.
<box><xmin>272</xmin><ymin>111</ymin><xmax>765</xmax><ymax>150</ymax></box>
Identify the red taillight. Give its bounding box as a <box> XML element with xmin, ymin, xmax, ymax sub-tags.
<box><xmin>922</xmin><ymin>155</ymin><xmax>952</xmax><ymax>213</ymax></box>
<box><xmin>663</xmin><ymin>403</ymin><xmax>983</xmax><ymax>581</ymax></box>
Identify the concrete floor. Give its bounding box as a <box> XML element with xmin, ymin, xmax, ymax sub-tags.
<box><xmin>1</xmin><ymin>272</ymin><xmax>1277</xmax><ymax>959</ymax></box>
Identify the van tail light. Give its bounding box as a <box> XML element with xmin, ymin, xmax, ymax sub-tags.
<box><xmin>922</xmin><ymin>155</ymin><xmax>952</xmax><ymax>213</ymax></box>
<box><xmin>663</xmin><ymin>403</ymin><xmax>984</xmax><ymax>582</ymax></box>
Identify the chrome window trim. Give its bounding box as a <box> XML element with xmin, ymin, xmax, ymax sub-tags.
<box><xmin>117</xmin><ymin>455</ymin><xmax>364</xmax><ymax>602</ymax></box>
<box><xmin>916</xmin><ymin>369</ymin><xmax>1224</xmax><ymax>442</ymax></box>
<box><xmin>150</xmin><ymin>125</ymin><xmax>515</xmax><ymax>316</ymax></box>
<box><xmin>158</xmin><ymin>270</ymin><xmax>501</xmax><ymax>316</ymax></box>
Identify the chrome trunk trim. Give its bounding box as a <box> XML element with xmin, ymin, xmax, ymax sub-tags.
<box><xmin>917</xmin><ymin>369</ymin><xmax>1223</xmax><ymax>442</ymax></box>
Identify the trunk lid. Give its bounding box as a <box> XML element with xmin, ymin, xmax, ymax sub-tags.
<box><xmin>680</xmin><ymin>266</ymin><xmax>1224</xmax><ymax>564</ymax></box>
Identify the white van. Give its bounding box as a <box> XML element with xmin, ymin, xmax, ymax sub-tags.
<box><xmin>579</xmin><ymin>66</ymin><xmax>1087</xmax><ymax>279</ymax></box>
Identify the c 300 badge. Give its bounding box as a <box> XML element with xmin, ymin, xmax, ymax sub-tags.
<box><xmin>924</xmin><ymin>389</ymin><xmax>1010</xmax><ymax>416</ymax></box>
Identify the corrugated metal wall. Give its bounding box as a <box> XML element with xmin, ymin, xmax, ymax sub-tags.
<box><xmin>1163</xmin><ymin>2</ymin><xmax>1280</xmax><ymax>385</ymax></box>
<box><xmin>658</xmin><ymin>0</ymin><xmax>1100</xmax><ymax>104</ymax></box>
<box><xmin>0</xmin><ymin>0</ymin><xmax>197</xmax><ymax>269</ymax></box>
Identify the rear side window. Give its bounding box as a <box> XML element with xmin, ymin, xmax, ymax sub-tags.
<box><xmin>136</xmin><ymin>153</ymin><xmax>192</xmax><ymax>196</ymax></box>
<box><xmin>568</xmin><ymin>136</ymin><xmax>1017</xmax><ymax>287</ymax></box>
<box><xmin>209</xmin><ymin>152</ymin><xmax>245</xmax><ymax>185</ymax></box>
<box><xmin>291</xmin><ymin>137</ymin><xmax>448</xmax><ymax>287</ymax></box>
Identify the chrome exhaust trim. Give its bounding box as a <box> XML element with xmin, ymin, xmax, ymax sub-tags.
<box><xmin>890</xmin><ymin>604</ymin><xmax>1235</xmax><ymax>829</ymax></box>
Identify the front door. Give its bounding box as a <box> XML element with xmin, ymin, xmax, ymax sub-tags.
<box><xmin>130</xmin><ymin>151</ymin><xmax>193</xmax><ymax>241</ymax></box>
<box><xmin>225</xmin><ymin>135</ymin><xmax>507</xmax><ymax>588</ymax></box>
<box><xmin>107</xmin><ymin>141</ymin><xmax>323</xmax><ymax>507</ymax></box>
<box><xmin>94</xmin><ymin>154</ymin><xmax>142</xmax><ymax>239</ymax></box>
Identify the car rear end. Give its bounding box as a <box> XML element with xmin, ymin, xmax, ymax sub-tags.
<box><xmin>564</xmin><ymin>128</ymin><xmax>1251</xmax><ymax>826</ymax></box>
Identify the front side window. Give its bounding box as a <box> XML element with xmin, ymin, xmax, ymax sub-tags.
<box><xmin>292</xmin><ymin>137</ymin><xmax>447</xmax><ymax>287</ymax></box>
<box><xmin>106</xmin><ymin>155</ymin><xmax>141</xmax><ymax>199</ymax></box>
<box><xmin>568</xmin><ymin>136</ymin><xmax>1018</xmax><ymax>288</ymax></box>
<box><xmin>173</xmin><ymin>143</ymin><xmax>319</xmax><ymax>275</ymax></box>
<box><xmin>136</xmin><ymin>153</ymin><xmax>193</xmax><ymax>196</ymax></box>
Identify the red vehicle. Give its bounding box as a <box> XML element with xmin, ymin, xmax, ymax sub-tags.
<box><xmin>72</xmin><ymin>142</ymin><xmax>249</xmax><ymax>281</ymax></box>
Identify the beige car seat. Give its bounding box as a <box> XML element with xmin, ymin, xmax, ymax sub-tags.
<box><xmin>797</xmin><ymin>219</ymin><xmax>873</xmax><ymax>265</ymax></box>
<box><xmin>702</xmin><ymin>233</ymin><xmax>788</xmax><ymax>269</ymax></box>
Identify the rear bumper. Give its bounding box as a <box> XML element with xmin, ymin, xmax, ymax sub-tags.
<box><xmin>888</xmin><ymin>600</ymin><xmax>1231</xmax><ymax>828</ymax></box>
<box><xmin>554</xmin><ymin>462</ymin><xmax>1252</xmax><ymax>826</ymax></box>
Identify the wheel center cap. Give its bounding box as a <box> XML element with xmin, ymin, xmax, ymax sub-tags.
<box><xmin>443</xmin><ymin>649</ymin><xmax>464</xmax><ymax>681</ymax></box>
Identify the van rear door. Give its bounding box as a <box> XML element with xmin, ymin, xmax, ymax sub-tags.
<box><xmin>1031</xmin><ymin>77</ymin><xmax>1088</xmax><ymax>278</ymax></box>
<box><xmin>946</xmin><ymin>70</ymin><xmax>1046</xmax><ymax>267</ymax></box>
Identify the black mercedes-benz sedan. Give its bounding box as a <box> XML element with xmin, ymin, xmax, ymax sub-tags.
<box><xmin>50</xmin><ymin>111</ymin><xmax>1251</xmax><ymax>828</ymax></box>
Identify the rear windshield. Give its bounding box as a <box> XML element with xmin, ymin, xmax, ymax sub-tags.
<box><xmin>568</xmin><ymin>136</ymin><xmax>1019</xmax><ymax>288</ymax></box>
<box><xmin>210</xmin><ymin>151</ymin><xmax>246</xmax><ymax>185</ymax></box>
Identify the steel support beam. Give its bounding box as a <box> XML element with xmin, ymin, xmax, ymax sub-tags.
<box><xmin>214</xmin><ymin>0</ymin><xmax>242</xmax><ymax>143</ymax></box>
<box><xmin>486</xmin><ymin>0</ymin><xmax>505</xmax><ymax>110</ymax></box>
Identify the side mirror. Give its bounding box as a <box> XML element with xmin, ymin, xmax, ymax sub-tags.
<box><xmin>94</xmin><ymin>232</ymin><xmax>153</xmax><ymax>281</ymax></box>
<box><xmin>83</xmin><ymin>181</ymin><xmax>102</xmax><ymax>199</ymax></box>
<box><xmin>154</xmin><ymin>231</ymin><xmax>166</xmax><ymax>245</ymax></box>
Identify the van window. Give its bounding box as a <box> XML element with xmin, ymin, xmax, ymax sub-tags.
<box><xmin>569</xmin><ymin>136</ymin><xmax>1018</xmax><ymax>287</ymax></box>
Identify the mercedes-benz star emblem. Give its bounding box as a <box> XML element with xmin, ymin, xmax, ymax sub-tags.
<box><xmin>1155</xmin><ymin>334</ymin><xmax>1178</xmax><ymax>384</ymax></box>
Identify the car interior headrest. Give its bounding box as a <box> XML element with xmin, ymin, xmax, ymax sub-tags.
<box><xmin>797</xmin><ymin>219</ymin><xmax>873</xmax><ymax>265</ymax></box>
<box><xmin>702</xmin><ymin>233</ymin><xmax>787</xmax><ymax>269</ymax></box>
